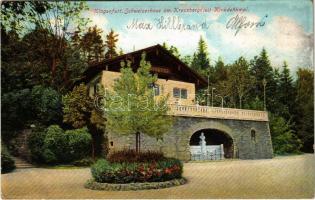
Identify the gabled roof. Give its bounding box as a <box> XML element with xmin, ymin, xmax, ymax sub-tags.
<box><xmin>80</xmin><ymin>44</ymin><xmax>207</xmax><ymax>89</ymax></box>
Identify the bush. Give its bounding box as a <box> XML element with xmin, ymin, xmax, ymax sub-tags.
<box><xmin>1</xmin><ymin>146</ymin><xmax>16</xmax><ymax>173</ymax></box>
<box><xmin>107</xmin><ymin>149</ymin><xmax>165</xmax><ymax>163</ymax></box>
<box><xmin>31</xmin><ymin>85</ymin><xmax>63</xmax><ymax>125</ymax></box>
<box><xmin>270</xmin><ymin>114</ymin><xmax>302</xmax><ymax>155</ymax></box>
<box><xmin>73</xmin><ymin>158</ymin><xmax>95</xmax><ymax>167</ymax></box>
<box><xmin>28</xmin><ymin>124</ymin><xmax>47</xmax><ymax>163</ymax></box>
<box><xmin>28</xmin><ymin>125</ymin><xmax>92</xmax><ymax>164</ymax></box>
<box><xmin>91</xmin><ymin>157</ymin><xmax>183</xmax><ymax>184</ymax></box>
<box><xmin>43</xmin><ymin>125</ymin><xmax>69</xmax><ymax>163</ymax></box>
<box><xmin>66</xmin><ymin>127</ymin><xmax>92</xmax><ymax>160</ymax></box>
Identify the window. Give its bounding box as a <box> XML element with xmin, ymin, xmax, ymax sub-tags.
<box><xmin>181</xmin><ymin>89</ymin><xmax>187</xmax><ymax>99</ymax></box>
<box><xmin>173</xmin><ymin>88</ymin><xmax>188</xmax><ymax>99</ymax></box>
<box><xmin>173</xmin><ymin>88</ymin><xmax>180</xmax><ymax>98</ymax></box>
<box><xmin>149</xmin><ymin>83</ymin><xmax>160</xmax><ymax>96</ymax></box>
<box><xmin>153</xmin><ymin>84</ymin><xmax>160</xmax><ymax>96</ymax></box>
<box><xmin>251</xmin><ymin>129</ymin><xmax>256</xmax><ymax>142</ymax></box>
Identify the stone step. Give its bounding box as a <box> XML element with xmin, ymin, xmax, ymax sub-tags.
<box><xmin>12</xmin><ymin>157</ymin><xmax>34</xmax><ymax>169</ymax></box>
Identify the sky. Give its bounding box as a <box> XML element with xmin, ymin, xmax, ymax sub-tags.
<box><xmin>85</xmin><ymin>0</ymin><xmax>313</xmax><ymax>74</ymax></box>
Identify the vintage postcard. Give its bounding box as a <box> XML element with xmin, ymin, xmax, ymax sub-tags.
<box><xmin>1</xmin><ymin>0</ymin><xmax>314</xmax><ymax>199</ymax></box>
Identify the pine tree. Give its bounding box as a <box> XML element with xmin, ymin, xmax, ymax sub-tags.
<box><xmin>80</xmin><ymin>26</ymin><xmax>105</xmax><ymax>63</ymax></box>
<box><xmin>182</xmin><ymin>55</ymin><xmax>192</xmax><ymax>66</ymax></box>
<box><xmin>105</xmin><ymin>29</ymin><xmax>119</xmax><ymax>59</ymax></box>
<box><xmin>103</xmin><ymin>53</ymin><xmax>173</xmax><ymax>152</ymax></box>
<box><xmin>278</xmin><ymin>61</ymin><xmax>295</xmax><ymax>119</ymax></box>
<box><xmin>191</xmin><ymin>36</ymin><xmax>211</xmax><ymax>76</ymax></box>
<box><xmin>294</xmin><ymin>68</ymin><xmax>314</xmax><ymax>152</ymax></box>
<box><xmin>212</xmin><ymin>56</ymin><xmax>227</xmax><ymax>83</ymax></box>
<box><xmin>162</xmin><ymin>42</ymin><xmax>181</xmax><ymax>58</ymax></box>
<box><xmin>250</xmin><ymin>48</ymin><xmax>276</xmax><ymax>110</ymax></box>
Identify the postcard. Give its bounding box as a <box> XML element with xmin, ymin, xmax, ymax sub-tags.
<box><xmin>1</xmin><ymin>0</ymin><xmax>314</xmax><ymax>199</ymax></box>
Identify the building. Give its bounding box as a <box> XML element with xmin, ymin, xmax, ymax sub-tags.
<box><xmin>81</xmin><ymin>44</ymin><xmax>273</xmax><ymax>161</ymax></box>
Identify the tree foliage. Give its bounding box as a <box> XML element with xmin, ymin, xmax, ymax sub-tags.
<box><xmin>63</xmin><ymin>84</ymin><xmax>93</xmax><ymax>128</ymax></box>
<box><xmin>79</xmin><ymin>26</ymin><xmax>105</xmax><ymax>63</ymax></box>
<box><xmin>269</xmin><ymin>114</ymin><xmax>302</xmax><ymax>154</ymax></box>
<box><xmin>105</xmin><ymin>29</ymin><xmax>119</xmax><ymax>59</ymax></box>
<box><xmin>191</xmin><ymin>36</ymin><xmax>211</xmax><ymax>76</ymax></box>
<box><xmin>103</xmin><ymin>53</ymin><xmax>174</xmax><ymax>152</ymax></box>
<box><xmin>294</xmin><ymin>69</ymin><xmax>314</xmax><ymax>152</ymax></box>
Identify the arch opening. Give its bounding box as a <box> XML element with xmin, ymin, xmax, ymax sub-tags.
<box><xmin>189</xmin><ymin>129</ymin><xmax>234</xmax><ymax>159</ymax></box>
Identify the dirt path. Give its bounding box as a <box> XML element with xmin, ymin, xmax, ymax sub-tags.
<box><xmin>2</xmin><ymin>154</ymin><xmax>314</xmax><ymax>199</ymax></box>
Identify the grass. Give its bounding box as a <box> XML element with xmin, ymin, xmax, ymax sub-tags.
<box><xmin>47</xmin><ymin>165</ymin><xmax>88</xmax><ymax>169</ymax></box>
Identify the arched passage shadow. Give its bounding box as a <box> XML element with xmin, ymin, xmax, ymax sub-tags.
<box><xmin>190</xmin><ymin>129</ymin><xmax>234</xmax><ymax>158</ymax></box>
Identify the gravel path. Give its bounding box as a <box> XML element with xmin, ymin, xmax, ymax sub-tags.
<box><xmin>2</xmin><ymin>154</ymin><xmax>314</xmax><ymax>199</ymax></box>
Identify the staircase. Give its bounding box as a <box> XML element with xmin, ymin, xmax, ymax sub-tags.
<box><xmin>12</xmin><ymin>157</ymin><xmax>34</xmax><ymax>169</ymax></box>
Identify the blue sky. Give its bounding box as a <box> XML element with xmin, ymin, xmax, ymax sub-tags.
<box><xmin>85</xmin><ymin>0</ymin><xmax>313</xmax><ymax>73</ymax></box>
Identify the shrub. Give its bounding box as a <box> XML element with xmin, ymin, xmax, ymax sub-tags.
<box><xmin>270</xmin><ymin>114</ymin><xmax>302</xmax><ymax>155</ymax></box>
<box><xmin>73</xmin><ymin>158</ymin><xmax>95</xmax><ymax>166</ymax></box>
<box><xmin>91</xmin><ymin>158</ymin><xmax>183</xmax><ymax>183</ymax></box>
<box><xmin>28</xmin><ymin>124</ymin><xmax>47</xmax><ymax>163</ymax></box>
<box><xmin>43</xmin><ymin>125</ymin><xmax>69</xmax><ymax>163</ymax></box>
<box><xmin>1</xmin><ymin>145</ymin><xmax>16</xmax><ymax>173</ymax></box>
<box><xmin>31</xmin><ymin>85</ymin><xmax>62</xmax><ymax>125</ymax></box>
<box><xmin>107</xmin><ymin>149</ymin><xmax>165</xmax><ymax>163</ymax></box>
<box><xmin>66</xmin><ymin>127</ymin><xmax>92</xmax><ymax>160</ymax></box>
<box><xmin>28</xmin><ymin>125</ymin><xmax>92</xmax><ymax>164</ymax></box>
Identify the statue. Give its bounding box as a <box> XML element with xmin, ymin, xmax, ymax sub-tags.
<box><xmin>199</xmin><ymin>132</ymin><xmax>207</xmax><ymax>156</ymax></box>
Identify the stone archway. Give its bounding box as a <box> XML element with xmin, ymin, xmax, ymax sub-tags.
<box><xmin>189</xmin><ymin>129</ymin><xmax>234</xmax><ymax>159</ymax></box>
<box><xmin>185</xmin><ymin>121</ymin><xmax>236</xmax><ymax>160</ymax></box>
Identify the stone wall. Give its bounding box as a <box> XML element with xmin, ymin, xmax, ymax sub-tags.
<box><xmin>107</xmin><ymin>116</ymin><xmax>273</xmax><ymax>161</ymax></box>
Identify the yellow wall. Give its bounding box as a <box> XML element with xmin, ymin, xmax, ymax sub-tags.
<box><xmin>100</xmin><ymin>70</ymin><xmax>196</xmax><ymax>105</ymax></box>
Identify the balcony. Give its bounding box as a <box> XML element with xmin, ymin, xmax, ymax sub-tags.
<box><xmin>168</xmin><ymin>104</ymin><xmax>269</xmax><ymax>122</ymax></box>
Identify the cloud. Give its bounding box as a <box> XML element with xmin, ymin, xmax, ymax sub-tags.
<box><xmin>208</xmin><ymin>12</ymin><xmax>222</xmax><ymax>21</ymax></box>
<box><xmin>117</xmin><ymin>18</ymin><xmax>219</xmax><ymax>59</ymax></box>
<box><xmin>82</xmin><ymin>10</ymin><xmax>108</xmax><ymax>29</ymax></box>
<box><xmin>208</xmin><ymin>14</ymin><xmax>313</xmax><ymax>72</ymax></box>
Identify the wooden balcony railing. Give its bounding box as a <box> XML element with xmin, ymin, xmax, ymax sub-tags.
<box><xmin>168</xmin><ymin>104</ymin><xmax>269</xmax><ymax>122</ymax></box>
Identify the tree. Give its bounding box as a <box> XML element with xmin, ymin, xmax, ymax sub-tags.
<box><xmin>62</xmin><ymin>84</ymin><xmax>106</xmax><ymax>158</ymax></box>
<box><xmin>162</xmin><ymin>42</ymin><xmax>181</xmax><ymax>58</ymax></box>
<box><xmin>250</xmin><ymin>48</ymin><xmax>277</xmax><ymax>110</ymax></box>
<box><xmin>2</xmin><ymin>1</ymin><xmax>90</xmax><ymax>92</ymax></box>
<box><xmin>191</xmin><ymin>36</ymin><xmax>211</xmax><ymax>76</ymax></box>
<box><xmin>105</xmin><ymin>29</ymin><xmax>119</xmax><ymax>59</ymax></box>
<box><xmin>182</xmin><ymin>55</ymin><xmax>192</xmax><ymax>66</ymax></box>
<box><xmin>1</xmin><ymin>1</ymin><xmax>49</xmax><ymax>33</ymax></box>
<box><xmin>269</xmin><ymin>114</ymin><xmax>302</xmax><ymax>154</ymax></box>
<box><xmin>212</xmin><ymin>56</ymin><xmax>228</xmax><ymax>84</ymax></box>
<box><xmin>294</xmin><ymin>68</ymin><xmax>314</xmax><ymax>152</ymax></box>
<box><xmin>63</xmin><ymin>84</ymin><xmax>93</xmax><ymax>128</ymax></box>
<box><xmin>278</xmin><ymin>61</ymin><xmax>295</xmax><ymax>119</ymax></box>
<box><xmin>80</xmin><ymin>26</ymin><xmax>105</xmax><ymax>63</ymax></box>
<box><xmin>31</xmin><ymin>85</ymin><xmax>63</xmax><ymax>125</ymax></box>
<box><xmin>103</xmin><ymin>53</ymin><xmax>174</xmax><ymax>153</ymax></box>
<box><xmin>228</xmin><ymin>57</ymin><xmax>255</xmax><ymax>108</ymax></box>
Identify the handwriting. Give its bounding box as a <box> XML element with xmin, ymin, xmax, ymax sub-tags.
<box><xmin>226</xmin><ymin>14</ymin><xmax>268</xmax><ymax>36</ymax></box>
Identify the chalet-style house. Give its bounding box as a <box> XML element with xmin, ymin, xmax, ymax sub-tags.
<box><xmin>81</xmin><ymin>44</ymin><xmax>273</xmax><ymax>161</ymax></box>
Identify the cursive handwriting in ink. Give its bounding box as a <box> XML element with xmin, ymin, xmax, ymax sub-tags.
<box><xmin>226</xmin><ymin>14</ymin><xmax>268</xmax><ymax>36</ymax></box>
